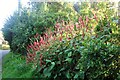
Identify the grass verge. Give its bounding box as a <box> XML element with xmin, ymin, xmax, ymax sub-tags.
<box><xmin>2</xmin><ymin>52</ymin><xmax>33</xmax><ymax>78</ymax></box>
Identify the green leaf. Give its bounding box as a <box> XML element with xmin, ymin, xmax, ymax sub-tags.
<box><xmin>75</xmin><ymin>64</ymin><xmax>80</xmax><ymax>70</ymax></box>
<box><xmin>60</xmin><ymin>67</ymin><xmax>65</xmax><ymax>72</ymax></box>
<box><xmin>65</xmin><ymin>58</ymin><xmax>72</xmax><ymax>63</ymax></box>
<box><xmin>59</xmin><ymin>52</ymin><xmax>63</xmax><ymax>55</ymax></box>
<box><xmin>48</xmin><ymin>62</ymin><xmax>55</xmax><ymax>71</ymax></box>
<box><xmin>54</xmin><ymin>74</ymin><xmax>57</xmax><ymax>79</ymax></box>
<box><xmin>74</xmin><ymin>74</ymin><xmax>78</xmax><ymax>79</ymax></box>
<box><xmin>43</xmin><ymin>68</ymin><xmax>51</xmax><ymax>77</ymax></box>
<box><xmin>56</xmin><ymin>61</ymin><xmax>61</xmax><ymax>65</ymax></box>
<box><xmin>46</xmin><ymin>59</ymin><xmax>51</xmax><ymax>64</ymax></box>
<box><xmin>56</xmin><ymin>50</ymin><xmax>60</xmax><ymax>53</ymax></box>
<box><xmin>78</xmin><ymin>71</ymin><xmax>84</xmax><ymax>79</ymax></box>
<box><xmin>66</xmin><ymin>71</ymin><xmax>71</xmax><ymax>78</ymax></box>
<box><xmin>68</xmin><ymin>52</ymin><xmax>72</xmax><ymax>57</ymax></box>
<box><xmin>64</xmin><ymin>49</ymin><xmax>71</xmax><ymax>53</ymax></box>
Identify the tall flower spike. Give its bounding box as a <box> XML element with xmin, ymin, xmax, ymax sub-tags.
<box><xmin>28</xmin><ymin>45</ymin><xmax>32</xmax><ymax>48</ymax></box>
<box><xmin>59</xmin><ymin>36</ymin><xmax>62</xmax><ymax>42</ymax></box>
<box><xmin>70</xmin><ymin>24</ymin><xmax>74</xmax><ymax>31</ymax></box>
<box><xmin>79</xmin><ymin>16</ymin><xmax>85</xmax><ymax>27</ymax></box>
<box><xmin>36</xmin><ymin>42</ymin><xmax>40</xmax><ymax>46</ymax></box>
<box><xmin>55</xmin><ymin>22</ymin><xmax>60</xmax><ymax>32</ymax></box>
<box><xmin>82</xmin><ymin>29</ymin><xmax>85</xmax><ymax>38</ymax></box>
<box><xmin>44</xmin><ymin>33</ymin><xmax>49</xmax><ymax>41</ymax></box>
<box><xmin>36</xmin><ymin>33</ymin><xmax>39</xmax><ymax>38</ymax></box>
<box><xmin>39</xmin><ymin>54</ymin><xmax>43</xmax><ymax>66</ymax></box>
<box><xmin>40</xmin><ymin>36</ymin><xmax>45</xmax><ymax>44</ymax></box>
<box><xmin>62</xmin><ymin>20</ymin><xmax>65</xmax><ymax>27</ymax></box>
<box><xmin>86</xmin><ymin>16</ymin><xmax>89</xmax><ymax>25</ymax></box>
<box><xmin>79</xmin><ymin>16</ymin><xmax>83</xmax><ymax>23</ymax></box>
<box><xmin>66</xmin><ymin>25</ymin><xmax>69</xmax><ymax>31</ymax></box>
<box><xmin>60</xmin><ymin>31</ymin><xmax>63</xmax><ymax>36</ymax></box>
<box><xmin>34</xmin><ymin>42</ymin><xmax>37</xmax><ymax>46</ymax></box>
<box><xmin>50</xmin><ymin>32</ymin><xmax>53</xmax><ymax>40</ymax></box>
<box><xmin>94</xmin><ymin>13</ymin><xmax>98</xmax><ymax>22</ymax></box>
<box><xmin>82</xmin><ymin>21</ymin><xmax>85</xmax><ymax>27</ymax></box>
<box><xmin>75</xmin><ymin>22</ymin><xmax>80</xmax><ymax>29</ymax></box>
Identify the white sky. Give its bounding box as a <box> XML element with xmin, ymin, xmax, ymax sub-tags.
<box><xmin>0</xmin><ymin>0</ymin><xmax>29</xmax><ymax>30</ymax></box>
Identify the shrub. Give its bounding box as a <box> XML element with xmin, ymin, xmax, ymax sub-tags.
<box><xmin>78</xmin><ymin>38</ymin><xmax>119</xmax><ymax>80</ymax></box>
<box><xmin>2</xmin><ymin>2</ymin><xmax>78</xmax><ymax>54</ymax></box>
<box><xmin>2</xmin><ymin>2</ymin><xmax>119</xmax><ymax>79</ymax></box>
<box><xmin>29</xmin><ymin>32</ymin><xmax>120</xmax><ymax>79</ymax></box>
<box><xmin>25</xmin><ymin>15</ymin><xmax>120</xmax><ymax>79</ymax></box>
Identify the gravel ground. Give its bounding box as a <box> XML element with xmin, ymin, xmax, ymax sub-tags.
<box><xmin>0</xmin><ymin>50</ymin><xmax>10</xmax><ymax>79</ymax></box>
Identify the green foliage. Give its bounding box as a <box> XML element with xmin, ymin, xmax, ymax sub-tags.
<box><xmin>2</xmin><ymin>12</ymin><xmax>18</xmax><ymax>49</ymax></box>
<box><xmin>2</xmin><ymin>10</ymin><xmax>35</xmax><ymax>54</ymax></box>
<box><xmin>2</xmin><ymin>2</ymin><xmax>117</xmax><ymax>54</ymax></box>
<box><xmin>95</xmin><ymin>17</ymin><xmax>120</xmax><ymax>45</ymax></box>
<box><xmin>2</xmin><ymin>2</ymin><xmax>119</xmax><ymax>79</ymax></box>
<box><xmin>31</xmin><ymin>33</ymin><xmax>119</xmax><ymax>79</ymax></box>
<box><xmin>27</xmin><ymin>2</ymin><xmax>119</xmax><ymax>79</ymax></box>
<box><xmin>2</xmin><ymin>2</ymin><xmax>78</xmax><ymax>54</ymax></box>
<box><xmin>80</xmin><ymin>2</ymin><xmax>116</xmax><ymax>18</ymax></box>
<box><xmin>29</xmin><ymin>16</ymin><xmax>119</xmax><ymax>79</ymax></box>
<box><xmin>78</xmin><ymin>38</ymin><xmax>119</xmax><ymax>80</ymax></box>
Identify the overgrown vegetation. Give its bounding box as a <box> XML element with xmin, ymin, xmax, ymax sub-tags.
<box><xmin>2</xmin><ymin>1</ymin><xmax>120</xmax><ymax>80</ymax></box>
<box><xmin>25</xmin><ymin>15</ymin><xmax>120</xmax><ymax>79</ymax></box>
<box><xmin>2</xmin><ymin>2</ymin><xmax>78</xmax><ymax>54</ymax></box>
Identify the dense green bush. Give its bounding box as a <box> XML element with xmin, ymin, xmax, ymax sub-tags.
<box><xmin>2</xmin><ymin>10</ymin><xmax>35</xmax><ymax>54</ymax></box>
<box><xmin>2</xmin><ymin>2</ymin><xmax>78</xmax><ymax>54</ymax></box>
<box><xmin>95</xmin><ymin>17</ymin><xmax>120</xmax><ymax>46</ymax></box>
<box><xmin>30</xmin><ymin>33</ymin><xmax>119</xmax><ymax>79</ymax></box>
<box><xmin>78</xmin><ymin>38</ymin><xmax>119</xmax><ymax>80</ymax></box>
<box><xmin>2</xmin><ymin>2</ymin><xmax>119</xmax><ymax>79</ymax></box>
<box><xmin>2</xmin><ymin>2</ymin><xmax>117</xmax><ymax>54</ymax></box>
<box><xmin>26</xmin><ymin>15</ymin><xmax>119</xmax><ymax>79</ymax></box>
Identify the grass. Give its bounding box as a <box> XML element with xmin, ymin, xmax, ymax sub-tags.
<box><xmin>2</xmin><ymin>52</ymin><xmax>33</xmax><ymax>78</ymax></box>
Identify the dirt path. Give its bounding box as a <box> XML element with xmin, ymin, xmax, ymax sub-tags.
<box><xmin>0</xmin><ymin>50</ymin><xmax>10</xmax><ymax>79</ymax></box>
<box><xmin>0</xmin><ymin>50</ymin><xmax>10</xmax><ymax>60</ymax></box>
